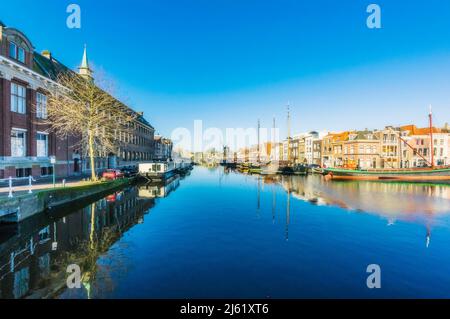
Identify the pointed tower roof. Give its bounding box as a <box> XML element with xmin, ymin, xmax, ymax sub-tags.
<box><xmin>78</xmin><ymin>44</ymin><xmax>93</xmax><ymax>80</ymax></box>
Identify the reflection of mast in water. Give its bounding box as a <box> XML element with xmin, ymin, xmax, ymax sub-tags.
<box><xmin>426</xmin><ymin>225</ymin><xmax>431</xmax><ymax>248</ymax></box>
<box><xmin>272</xmin><ymin>184</ymin><xmax>276</xmax><ymax>224</ymax></box>
<box><xmin>257</xmin><ymin>177</ymin><xmax>261</xmax><ymax>217</ymax></box>
<box><xmin>286</xmin><ymin>189</ymin><xmax>290</xmax><ymax>241</ymax></box>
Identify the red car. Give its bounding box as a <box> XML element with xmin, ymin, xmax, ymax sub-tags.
<box><xmin>102</xmin><ymin>169</ymin><xmax>125</xmax><ymax>180</ymax></box>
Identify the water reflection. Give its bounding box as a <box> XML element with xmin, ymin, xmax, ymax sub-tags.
<box><xmin>138</xmin><ymin>176</ymin><xmax>180</xmax><ymax>199</ymax></box>
<box><xmin>2</xmin><ymin>167</ymin><xmax>450</xmax><ymax>299</ymax></box>
<box><xmin>0</xmin><ymin>178</ymin><xmax>183</xmax><ymax>299</ymax></box>
<box><xmin>251</xmin><ymin>170</ymin><xmax>450</xmax><ymax>246</ymax></box>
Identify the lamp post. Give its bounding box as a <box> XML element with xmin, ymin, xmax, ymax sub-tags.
<box><xmin>50</xmin><ymin>156</ymin><xmax>56</xmax><ymax>187</ymax></box>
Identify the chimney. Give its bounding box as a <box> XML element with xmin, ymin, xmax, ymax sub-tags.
<box><xmin>41</xmin><ymin>50</ymin><xmax>52</xmax><ymax>60</ymax></box>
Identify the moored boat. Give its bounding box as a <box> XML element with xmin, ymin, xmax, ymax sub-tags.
<box><xmin>138</xmin><ymin>160</ymin><xmax>191</xmax><ymax>181</ymax></box>
<box><xmin>324</xmin><ymin>167</ymin><xmax>450</xmax><ymax>183</ymax></box>
<box><xmin>260</xmin><ymin>163</ymin><xmax>279</xmax><ymax>175</ymax></box>
<box><xmin>325</xmin><ymin>108</ymin><xmax>450</xmax><ymax>184</ymax></box>
<box><xmin>311</xmin><ymin>167</ymin><xmax>325</xmax><ymax>175</ymax></box>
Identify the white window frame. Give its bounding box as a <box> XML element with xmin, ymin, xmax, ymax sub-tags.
<box><xmin>11</xmin><ymin>83</ymin><xmax>27</xmax><ymax>114</ymax></box>
<box><xmin>36</xmin><ymin>132</ymin><xmax>49</xmax><ymax>157</ymax></box>
<box><xmin>36</xmin><ymin>92</ymin><xmax>48</xmax><ymax>119</ymax></box>
<box><xmin>11</xmin><ymin>128</ymin><xmax>27</xmax><ymax>157</ymax></box>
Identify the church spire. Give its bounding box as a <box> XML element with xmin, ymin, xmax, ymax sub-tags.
<box><xmin>79</xmin><ymin>44</ymin><xmax>93</xmax><ymax>80</ymax></box>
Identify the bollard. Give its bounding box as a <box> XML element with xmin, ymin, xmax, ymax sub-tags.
<box><xmin>28</xmin><ymin>175</ymin><xmax>33</xmax><ymax>194</ymax></box>
<box><xmin>8</xmin><ymin>176</ymin><xmax>13</xmax><ymax>198</ymax></box>
<box><xmin>62</xmin><ymin>179</ymin><xmax>66</xmax><ymax>187</ymax></box>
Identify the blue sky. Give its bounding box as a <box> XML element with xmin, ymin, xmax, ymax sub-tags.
<box><xmin>2</xmin><ymin>0</ymin><xmax>450</xmax><ymax>141</ymax></box>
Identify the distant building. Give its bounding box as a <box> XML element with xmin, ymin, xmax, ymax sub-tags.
<box><xmin>154</xmin><ymin>136</ymin><xmax>173</xmax><ymax>161</ymax></box>
<box><xmin>313</xmin><ymin>139</ymin><xmax>322</xmax><ymax>165</ymax></box>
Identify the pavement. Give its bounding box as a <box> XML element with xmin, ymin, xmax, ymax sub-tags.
<box><xmin>0</xmin><ymin>175</ymin><xmax>91</xmax><ymax>198</ymax></box>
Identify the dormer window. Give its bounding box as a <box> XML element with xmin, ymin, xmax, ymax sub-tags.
<box><xmin>9</xmin><ymin>41</ymin><xmax>26</xmax><ymax>63</ymax></box>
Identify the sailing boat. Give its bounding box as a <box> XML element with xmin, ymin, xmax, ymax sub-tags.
<box><xmin>324</xmin><ymin>108</ymin><xmax>450</xmax><ymax>183</ymax></box>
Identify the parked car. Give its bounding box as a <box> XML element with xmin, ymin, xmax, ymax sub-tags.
<box><xmin>122</xmin><ymin>166</ymin><xmax>138</xmax><ymax>177</ymax></box>
<box><xmin>102</xmin><ymin>169</ymin><xmax>125</xmax><ymax>180</ymax></box>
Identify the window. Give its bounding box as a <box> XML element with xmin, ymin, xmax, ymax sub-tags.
<box><xmin>11</xmin><ymin>83</ymin><xmax>26</xmax><ymax>114</ymax></box>
<box><xmin>9</xmin><ymin>42</ymin><xmax>17</xmax><ymax>59</ymax></box>
<box><xmin>11</xmin><ymin>129</ymin><xmax>27</xmax><ymax>157</ymax></box>
<box><xmin>18</xmin><ymin>47</ymin><xmax>25</xmax><ymax>63</ymax></box>
<box><xmin>36</xmin><ymin>133</ymin><xmax>48</xmax><ymax>157</ymax></box>
<box><xmin>9</xmin><ymin>42</ymin><xmax>26</xmax><ymax>63</ymax></box>
<box><xmin>16</xmin><ymin>168</ymin><xmax>24</xmax><ymax>178</ymax></box>
<box><xmin>36</xmin><ymin>93</ymin><xmax>47</xmax><ymax>119</ymax></box>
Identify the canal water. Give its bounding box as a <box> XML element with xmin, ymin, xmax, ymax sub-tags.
<box><xmin>1</xmin><ymin>166</ymin><xmax>450</xmax><ymax>298</ymax></box>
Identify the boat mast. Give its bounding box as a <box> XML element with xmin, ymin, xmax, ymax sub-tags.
<box><xmin>287</xmin><ymin>104</ymin><xmax>291</xmax><ymax>164</ymax></box>
<box><xmin>429</xmin><ymin>105</ymin><xmax>435</xmax><ymax>168</ymax></box>
<box><xmin>257</xmin><ymin>119</ymin><xmax>261</xmax><ymax>163</ymax></box>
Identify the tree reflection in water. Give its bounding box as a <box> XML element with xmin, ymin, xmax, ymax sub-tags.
<box><xmin>0</xmin><ymin>186</ymin><xmax>155</xmax><ymax>299</ymax></box>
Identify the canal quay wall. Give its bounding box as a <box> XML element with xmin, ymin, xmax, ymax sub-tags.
<box><xmin>0</xmin><ymin>178</ymin><xmax>133</xmax><ymax>224</ymax></box>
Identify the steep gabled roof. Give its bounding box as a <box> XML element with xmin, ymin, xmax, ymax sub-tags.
<box><xmin>400</xmin><ymin>125</ymin><xmax>442</xmax><ymax>136</ymax></box>
<box><xmin>33</xmin><ymin>52</ymin><xmax>74</xmax><ymax>80</ymax></box>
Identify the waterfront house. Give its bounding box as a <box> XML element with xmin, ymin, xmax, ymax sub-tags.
<box><xmin>313</xmin><ymin>139</ymin><xmax>322</xmax><ymax>166</ymax></box>
<box><xmin>342</xmin><ymin>130</ymin><xmax>380</xmax><ymax>169</ymax></box>
<box><xmin>375</xmin><ymin>126</ymin><xmax>402</xmax><ymax>169</ymax></box>
<box><xmin>329</xmin><ymin>131</ymin><xmax>352</xmax><ymax>168</ymax></box>
<box><xmin>400</xmin><ymin>125</ymin><xmax>449</xmax><ymax>167</ymax></box>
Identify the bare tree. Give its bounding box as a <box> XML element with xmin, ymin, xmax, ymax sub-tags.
<box><xmin>44</xmin><ymin>72</ymin><xmax>136</xmax><ymax>181</ymax></box>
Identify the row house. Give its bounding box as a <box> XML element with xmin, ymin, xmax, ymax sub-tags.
<box><xmin>321</xmin><ymin>133</ymin><xmax>336</xmax><ymax>168</ymax></box>
<box><xmin>304</xmin><ymin>131</ymin><xmax>320</xmax><ymax>165</ymax></box>
<box><xmin>291</xmin><ymin>133</ymin><xmax>305</xmax><ymax>164</ymax></box>
<box><xmin>400</xmin><ymin>125</ymin><xmax>449</xmax><ymax>167</ymax></box>
<box><xmin>376</xmin><ymin>126</ymin><xmax>401</xmax><ymax>169</ymax></box>
<box><xmin>0</xmin><ymin>21</ymin><xmax>155</xmax><ymax>179</ymax></box>
<box><xmin>312</xmin><ymin>139</ymin><xmax>322</xmax><ymax>165</ymax></box>
<box><xmin>270</xmin><ymin>142</ymin><xmax>283</xmax><ymax>162</ymax></box>
<box><xmin>248</xmin><ymin>142</ymin><xmax>272</xmax><ymax>163</ymax></box>
<box><xmin>342</xmin><ymin>130</ymin><xmax>380</xmax><ymax>169</ymax></box>
<box><xmin>330</xmin><ymin>131</ymin><xmax>351</xmax><ymax>168</ymax></box>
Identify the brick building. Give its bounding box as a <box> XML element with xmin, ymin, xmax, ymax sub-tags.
<box><xmin>0</xmin><ymin>21</ymin><xmax>155</xmax><ymax>180</ymax></box>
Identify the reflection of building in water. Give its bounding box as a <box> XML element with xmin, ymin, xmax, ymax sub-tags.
<box><xmin>278</xmin><ymin>176</ymin><xmax>450</xmax><ymax>217</ymax></box>
<box><xmin>138</xmin><ymin>176</ymin><xmax>180</xmax><ymax>199</ymax></box>
<box><xmin>271</xmin><ymin>175</ymin><xmax>450</xmax><ymax>246</ymax></box>
<box><xmin>0</xmin><ymin>187</ymin><xmax>154</xmax><ymax>299</ymax></box>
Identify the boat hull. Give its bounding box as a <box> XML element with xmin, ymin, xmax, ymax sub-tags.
<box><xmin>324</xmin><ymin>167</ymin><xmax>450</xmax><ymax>183</ymax></box>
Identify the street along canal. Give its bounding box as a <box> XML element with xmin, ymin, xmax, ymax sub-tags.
<box><xmin>1</xmin><ymin>166</ymin><xmax>450</xmax><ymax>298</ymax></box>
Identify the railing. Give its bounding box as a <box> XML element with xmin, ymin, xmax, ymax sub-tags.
<box><xmin>0</xmin><ymin>176</ymin><xmax>35</xmax><ymax>198</ymax></box>
<box><xmin>0</xmin><ymin>176</ymin><xmax>66</xmax><ymax>199</ymax></box>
